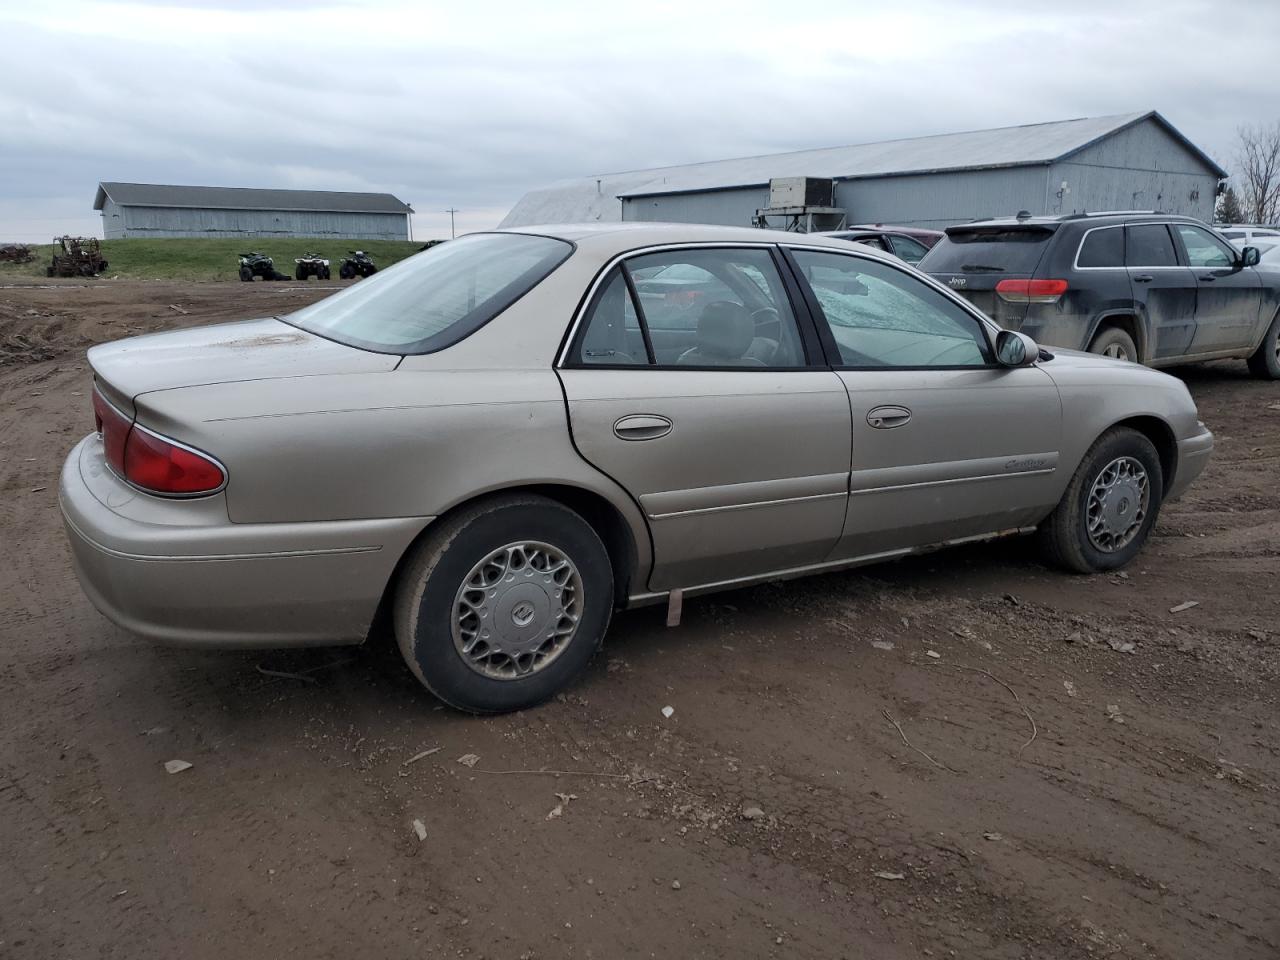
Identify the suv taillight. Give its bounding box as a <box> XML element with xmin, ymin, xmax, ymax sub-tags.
<box><xmin>996</xmin><ymin>279</ymin><xmax>1068</xmax><ymax>303</ymax></box>
<box><xmin>92</xmin><ymin>387</ymin><xmax>226</xmax><ymax>495</ymax></box>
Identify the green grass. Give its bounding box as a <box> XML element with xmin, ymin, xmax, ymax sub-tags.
<box><xmin>0</xmin><ymin>237</ymin><xmax>428</xmax><ymax>282</ymax></box>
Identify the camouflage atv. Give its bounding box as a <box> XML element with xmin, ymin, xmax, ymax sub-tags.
<box><xmin>294</xmin><ymin>253</ymin><xmax>330</xmax><ymax>281</ymax></box>
<box><xmin>47</xmin><ymin>237</ymin><xmax>108</xmax><ymax>277</ymax></box>
<box><xmin>338</xmin><ymin>250</ymin><xmax>377</xmax><ymax>280</ymax></box>
<box><xmin>238</xmin><ymin>252</ymin><xmax>287</xmax><ymax>282</ymax></box>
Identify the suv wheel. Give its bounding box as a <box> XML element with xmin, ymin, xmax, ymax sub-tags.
<box><xmin>1247</xmin><ymin>309</ymin><xmax>1280</xmax><ymax>380</ymax></box>
<box><xmin>393</xmin><ymin>494</ymin><xmax>613</xmax><ymax>713</ymax></box>
<box><xmin>1038</xmin><ymin>427</ymin><xmax>1163</xmax><ymax>573</ymax></box>
<box><xmin>1089</xmin><ymin>327</ymin><xmax>1138</xmax><ymax>363</ymax></box>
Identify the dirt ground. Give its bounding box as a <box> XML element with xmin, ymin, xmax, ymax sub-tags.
<box><xmin>1</xmin><ymin>279</ymin><xmax>1277</xmax><ymax>959</ymax></box>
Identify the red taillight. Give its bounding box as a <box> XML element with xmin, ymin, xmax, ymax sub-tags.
<box><xmin>92</xmin><ymin>387</ymin><xmax>225</xmax><ymax>495</ymax></box>
<box><xmin>92</xmin><ymin>388</ymin><xmax>130</xmax><ymax>474</ymax></box>
<box><xmin>123</xmin><ymin>427</ymin><xmax>226</xmax><ymax>495</ymax></box>
<box><xmin>996</xmin><ymin>279</ymin><xmax>1069</xmax><ymax>303</ymax></box>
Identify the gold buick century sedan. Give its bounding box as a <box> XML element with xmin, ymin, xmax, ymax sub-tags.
<box><xmin>60</xmin><ymin>224</ymin><xmax>1213</xmax><ymax>712</ymax></box>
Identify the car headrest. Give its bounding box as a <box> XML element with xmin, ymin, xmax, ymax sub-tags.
<box><xmin>696</xmin><ymin>301</ymin><xmax>754</xmax><ymax>359</ymax></box>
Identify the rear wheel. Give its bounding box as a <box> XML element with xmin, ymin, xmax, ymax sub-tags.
<box><xmin>1246</xmin><ymin>309</ymin><xmax>1280</xmax><ymax>380</ymax></box>
<box><xmin>296</xmin><ymin>265</ymin><xmax>306</xmax><ymax>281</ymax></box>
<box><xmin>393</xmin><ymin>495</ymin><xmax>613</xmax><ymax>713</ymax></box>
<box><xmin>1038</xmin><ymin>427</ymin><xmax>1163</xmax><ymax>573</ymax></box>
<box><xmin>1089</xmin><ymin>326</ymin><xmax>1138</xmax><ymax>363</ymax></box>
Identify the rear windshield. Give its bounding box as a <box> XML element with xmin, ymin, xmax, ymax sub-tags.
<box><xmin>918</xmin><ymin>226</ymin><xmax>1054</xmax><ymax>274</ymax></box>
<box><xmin>283</xmin><ymin>233</ymin><xmax>573</xmax><ymax>354</ymax></box>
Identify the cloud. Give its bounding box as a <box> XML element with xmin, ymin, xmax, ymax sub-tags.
<box><xmin>1</xmin><ymin>0</ymin><xmax>1276</xmax><ymax>240</ymax></box>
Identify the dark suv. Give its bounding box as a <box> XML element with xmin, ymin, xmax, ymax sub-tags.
<box><xmin>918</xmin><ymin>212</ymin><xmax>1280</xmax><ymax>378</ymax></box>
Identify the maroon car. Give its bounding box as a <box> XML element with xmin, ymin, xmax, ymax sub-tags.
<box><xmin>819</xmin><ymin>224</ymin><xmax>945</xmax><ymax>264</ymax></box>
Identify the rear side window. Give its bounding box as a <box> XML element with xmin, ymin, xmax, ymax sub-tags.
<box><xmin>1076</xmin><ymin>227</ymin><xmax>1124</xmax><ymax>268</ymax></box>
<box><xmin>918</xmin><ymin>227</ymin><xmax>1054</xmax><ymax>274</ymax></box>
<box><xmin>284</xmin><ymin>233</ymin><xmax>572</xmax><ymax>354</ymax></box>
<box><xmin>1125</xmin><ymin>225</ymin><xmax>1178</xmax><ymax>267</ymax></box>
<box><xmin>887</xmin><ymin>234</ymin><xmax>929</xmax><ymax>263</ymax></box>
<box><xmin>1219</xmin><ymin>230</ymin><xmax>1245</xmax><ymax>240</ymax></box>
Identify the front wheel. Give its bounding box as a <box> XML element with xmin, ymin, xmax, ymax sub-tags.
<box><xmin>239</xmin><ymin>266</ymin><xmax>253</xmax><ymax>282</ymax></box>
<box><xmin>1089</xmin><ymin>327</ymin><xmax>1138</xmax><ymax>363</ymax></box>
<box><xmin>1038</xmin><ymin>427</ymin><xmax>1163</xmax><ymax>573</ymax></box>
<box><xmin>393</xmin><ymin>495</ymin><xmax>613</xmax><ymax>713</ymax></box>
<box><xmin>1247</xmin><ymin>309</ymin><xmax>1280</xmax><ymax>380</ymax></box>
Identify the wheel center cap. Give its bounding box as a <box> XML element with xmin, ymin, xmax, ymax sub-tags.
<box><xmin>511</xmin><ymin>601</ymin><xmax>537</xmax><ymax>627</ymax></box>
<box><xmin>1103</xmin><ymin>481</ymin><xmax>1141</xmax><ymax>534</ymax></box>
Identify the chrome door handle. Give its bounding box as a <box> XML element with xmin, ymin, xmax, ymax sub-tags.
<box><xmin>867</xmin><ymin>405</ymin><xmax>912</xmax><ymax>429</ymax></box>
<box><xmin>613</xmin><ymin>414</ymin><xmax>673</xmax><ymax>441</ymax></box>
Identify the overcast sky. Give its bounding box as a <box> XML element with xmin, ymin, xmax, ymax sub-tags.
<box><xmin>2</xmin><ymin>0</ymin><xmax>1278</xmax><ymax>242</ymax></box>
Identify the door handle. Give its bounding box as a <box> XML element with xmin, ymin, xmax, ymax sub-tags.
<box><xmin>1132</xmin><ymin>274</ymin><xmax>1154</xmax><ymax>283</ymax></box>
<box><xmin>613</xmin><ymin>414</ymin><xmax>673</xmax><ymax>441</ymax></box>
<box><xmin>867</xmin><ymin>405</ymin><xmax>912</xmax><ymax>429</ymax></box>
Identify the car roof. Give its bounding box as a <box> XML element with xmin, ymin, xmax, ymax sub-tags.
<box><xmin>495</xmin><ymin>221</ymin><xmax>891</xmax><ymax>260</ymax></box>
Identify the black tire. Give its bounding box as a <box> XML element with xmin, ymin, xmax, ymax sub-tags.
<box><xmin>296</xmin><ymin>265</ymin><xmax>306</xmax><ymax>281</ymax></box>
<box><xmin>321</xmin><ymin>266</ymin><xmax>330</xmax><ymax>280</ymax></box>
<box><xmin>1246</xmin><ymin>309</ymin><xmax>1280</xmax><ymax>379</ymax></box>
<box><xmin>1089</xmin><ymin>326</ymin><xmax>1139</xmax><ymax>363</ymax></box>
<box><xmin>1038</xmin><ymin>426</ymin><xmax>1163</xmax><ymax>574</ymax></box>
<box><xmin>239</xmin><ymin>266</ymin><xmax>253</xmax><ymax>282</ymax></box>
<box><xmin>393</xmin><ymin>495</ymin><xmax>613</xmax><ymax>713</ymax></box>
<box><xmin>339</xmin><ymin>264</ymin><xmax>353</xmax><ymax>280</ymax></box>
<box><xmin>46</xmin><ymin>266</ymin><xmax>55</xmax><ymax>277</ymax></box>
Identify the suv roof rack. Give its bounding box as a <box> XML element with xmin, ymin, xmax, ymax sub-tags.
<box><xmin>1061</xmin><ymin>209</ymin><xmax>1164</xmax><ymax>220</ymax></box>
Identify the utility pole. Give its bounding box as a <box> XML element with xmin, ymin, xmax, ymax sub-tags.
<box><xmin>445</xmin><ymin>208</ymin><xmax>459</xmax><ymax>239</ymax></box>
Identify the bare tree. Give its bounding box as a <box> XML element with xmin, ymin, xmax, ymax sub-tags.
<box><xmin>1236</xmin><ymin>122</ymin><xmax>1280</xmax><ymax>224</ymax></box>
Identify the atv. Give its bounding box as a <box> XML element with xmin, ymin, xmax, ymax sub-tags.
<box><xmin>294</xmin><ymin>253</ymin><xmax>330</xmax><ymax>280</ymax></box>
<box><xmin>238</xmin><ymin>252</ymin><xmax>287</xmax><ymax>282</ymax></box>
<box><xmin>338</xmin><ymin>250</ymin><xmax>377</xmax><ymax>280</ymax></box>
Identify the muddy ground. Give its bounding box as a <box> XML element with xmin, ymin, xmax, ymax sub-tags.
<box><xmin>1</xmin><ymin>279</ymin><xmax>1277</xmax><ymax>959</ymax></box>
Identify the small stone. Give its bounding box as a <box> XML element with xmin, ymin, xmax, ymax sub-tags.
<box><xmin>661</xmin><ymin>705</ymin><xmax>675</xmax><ymax>719</ymax></box>
<box><xmin>1169</xmin><ymin>601</ymin><xmax>1199</xmax><ymax>614</ymax></box>
<box><xmin>873</xmin><ymin>870</ymin><xmax>905</xmax><ymax>881</ymax></box>
<box><xmin>983</xmin><ymin>832</ymin><xmax>1003</xmax><ymax>841</ymax></box>
<box><xmin>456</xmin><ymin>753</ymin><xmax>480</xmax><ymax>767</ymax></box>
<box><xmin>925</xmin><ymin>650</ymin><xmax>941</xmax><ymax>660</ymax></box>
<box><xmin>412</xmin><ymin>819</ymin><xmax>427</xmax><ymax>841</ymax></box>
<box><xmin>870</xmin><ymin>640</ymin><xmax>895</xmax><ymax>651</ymax></box>
<box><xmin>671</xmin><ymin>880</ymin><xmax>681</xmax><ymax>890</ymax></box>
<box><xmin>741</xmin><ymin>804</ymin><xmax>766</xmax><ymax>821</ymax></box>
<box><xmin>1063</xmin><ymin>680</ymin><xmax>1078</xmax><ymax>698</ymax></box>
<box><xmin>164</xmin><ymin>759</ymin><xmax>192</xmax><ymax>775</ymax></box>
<box><xmin>1065</xmin><ymin>631</ymin><xmax>1082</xmax><ymax>644</ymax></box>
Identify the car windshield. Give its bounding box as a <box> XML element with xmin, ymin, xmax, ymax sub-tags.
<box><xmin>283</xmin><ymin>233</ymin><xmax>572</xmax><ymax>354</ymax></box>
<box><xmin>919</xmin><ymin>226</ymin><xmax>1054</xmax><ymax>274</ymax></box>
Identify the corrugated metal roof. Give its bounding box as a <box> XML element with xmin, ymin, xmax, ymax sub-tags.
<box><xmin>94</xmin><ymin>182</ymin><xmax>412</xmax><ymax>214</ymax></box>
<box><xmin>500</xmin><ymin>111</ymin><xmax>1225</xmax><ymax>227</ymax></box>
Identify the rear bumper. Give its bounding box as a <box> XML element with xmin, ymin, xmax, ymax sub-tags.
<box><xmin>1167</xmin><ymin>422</ymin><xmax>1214</xmax><ymax>500</ymax></box>
<box><xmin>59</xmin><ymin>434</ymin><xmax>432</xmax><ymax>648</ymax></box>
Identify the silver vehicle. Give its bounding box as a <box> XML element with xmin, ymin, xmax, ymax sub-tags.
<box><xmin>61</xmin><ymin>224</ymin><xmax>1213</xmax><ymax>712</ymax></box>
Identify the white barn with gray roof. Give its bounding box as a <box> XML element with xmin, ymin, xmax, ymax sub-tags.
<box><xmin>93</xmin><ymin>182</ymin><xmax>413</xmax><ymax>240</ymax></box>
<box><xmin>500</xmin><ymin>111</ymin><xmax>1227</xmax><ymax>231</ymax></box>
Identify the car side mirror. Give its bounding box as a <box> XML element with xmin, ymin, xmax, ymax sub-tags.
<box><xmin>1241</xmin><ymin>246</ymin><xmax>1261</xmax><ymax>267</ymax></box>
<box><xmin>995</xmin><ymin>329</ymin><xmax>1039</xmax><ymax>367</ymax></box>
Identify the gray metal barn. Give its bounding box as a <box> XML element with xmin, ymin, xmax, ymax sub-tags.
<box><xmin>93</xmin><ymin>182</ymin><xmax>413</xmax><ymax>240</ymax></box>
<box><xmin>500</xmin><ymin>111</ymin><xmax>1226</xmax><ymax>231</ymax></box>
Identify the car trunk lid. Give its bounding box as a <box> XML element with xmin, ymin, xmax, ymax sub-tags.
<box><xmin>87</xmin><ymin>317</ymin><xmax>400</xmax><ymax>408</ymax></box>
<box><xmin>921</xmin><ymin>223</ymin><xmax>1058</xmax><ymax>329</ymax></box>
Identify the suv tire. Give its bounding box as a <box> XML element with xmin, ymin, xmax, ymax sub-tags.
<box><xmin>394</xmin><ymin>494</ymin><xmax>613</xmax><ymax>713</ymax></box>
<box><xmin>1038</xmin><ymin>427</ymin><xmax>1163</xmax><ymax>574</ymax></box>
<box><xmin>1089</xmin><ymin>326</ymin><xmax>1138</xmax><ymax>363</ymax></box>
<box><xmin>1247</xmin><ymin>309</ymin><xmax>1280</xmax><ymax>380</ymax></box>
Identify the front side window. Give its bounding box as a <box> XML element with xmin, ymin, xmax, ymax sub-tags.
<box><xmin>792</xmin><ymin>249</ymin><xmax>990</xmax><ymax>368</ymax></box>
<box><xmin>1175</xmin><ymin>224</ymin><xmax>1237</xmax><ymax>268</ymax></box>
<box><xmin>574</xmin><ymin>248</ymin><xmax>808</xmax><ymax>368</ymax></box>
<box><xmin>285</xmin><ymin>233</ymin><xmax>572</xmax><ymax>354</ymax></box>
<box><xmin>1077</xmin><ymin>227</ymin><xmax>1124</xmax><ymax>268</ymax></box>
<box><xmin>1125</xmin><ymin>224</ymin><xmax>1179</xmax><ymax>267</ymax></box>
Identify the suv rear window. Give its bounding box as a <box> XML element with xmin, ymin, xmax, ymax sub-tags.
<box><xmin>1077</xmin><ymin>227</ymin><xmax>1124</xmax><ymax>268</ymax></box>
<box><xmin>919</xmin><ymin>226</ymin><xmax>1054</xmax><ymax>274</ymax></box>
<box><xmin>284</xmin><ymin>233</ymin><xmax>572</xmax><ymax>354</ymax></box>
